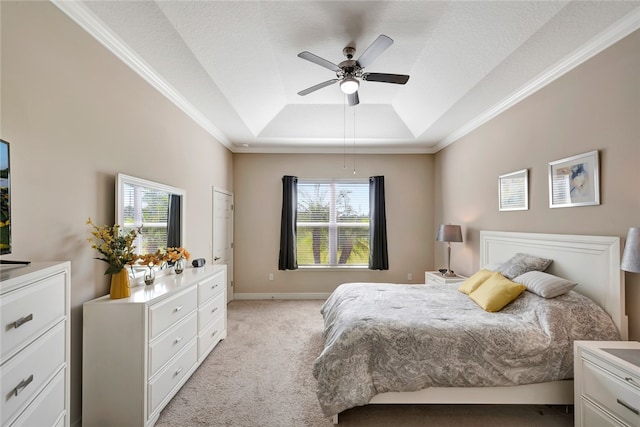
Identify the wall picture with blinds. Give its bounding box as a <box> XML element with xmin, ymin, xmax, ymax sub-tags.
<box><xmin>498</xmin><ymin>169</ymin><xmax>529</xmax><ymax>211</ymax></box>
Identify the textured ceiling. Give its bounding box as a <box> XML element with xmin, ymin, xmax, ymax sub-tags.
<box><xmin>54</xmin><ymin>1</ymin><xmax>640</xmax><ymax>153</ymax></box>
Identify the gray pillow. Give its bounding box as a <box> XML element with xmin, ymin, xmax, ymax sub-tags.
<box><xmin>513</xmin><ymin>270</ymin><xmax>577</xmax><ymax>298</ymax></box>
<box><xmin>494</xmin><ymin>253</ymin><xmax>552</xmax><ymax>279</ymax></box>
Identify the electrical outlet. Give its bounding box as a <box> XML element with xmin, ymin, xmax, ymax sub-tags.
<box><xmin>269</xmin><ymin>273</ymin><xmax>274</xmax><ymax>281</ymax></box>
<box><xmin>407</xmin><ymin>273</ymin><xmax>413</xmax><ymax>281</ymax></box>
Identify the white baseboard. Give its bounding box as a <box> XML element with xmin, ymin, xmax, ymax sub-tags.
<box><xmin>233</xmin><ymin>292</ymin><xmax>330</xmax><ymax>300</ymax></box>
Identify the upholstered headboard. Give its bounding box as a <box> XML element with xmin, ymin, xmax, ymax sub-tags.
<box><xmin>480</xmin><ymin>230</ymin><xmax>627</xmax><ymax>339</ymax></box>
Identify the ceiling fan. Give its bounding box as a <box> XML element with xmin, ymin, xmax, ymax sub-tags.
<box><xmin>297</xmin><ymin>34</ymin><xmax>410</xmax><ymax>106</ymax></box>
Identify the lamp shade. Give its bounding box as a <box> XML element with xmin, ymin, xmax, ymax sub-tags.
<box><xmin>621</xmin><ymin>227</ymin><xmax>640</xmax><ymax>273</ymax></box>
<box><xmin>435</xmin><ymin>224</ymin><xmax>463</xmax><ymax>243</ymax></box>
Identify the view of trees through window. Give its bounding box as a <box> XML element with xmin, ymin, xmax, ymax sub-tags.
<box><xmin>122</xmin><ymin>183</ymin><xmax>170</xmax><ymax>254</ymax></box>
<box><xmin>296</xmin><ymin>180</ymin><xmax>369</xmax><ymax>266</ymax></box>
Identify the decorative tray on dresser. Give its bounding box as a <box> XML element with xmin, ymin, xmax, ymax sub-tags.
<box><xmin>82</xmin><ymin>264</ymin><xmax>227</xmax><ymax>427</ymax></box>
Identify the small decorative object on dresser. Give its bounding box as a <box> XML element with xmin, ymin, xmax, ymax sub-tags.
<box><xmin>0</xmin><ymin>262</ymin><xmax>71</xmax><ymax>426</ymax></box>
<box><xmin>83</xmin><ymin>264</ymin><xmax>227</xmax><ymax>427</ymax></box>
<box><xmin>425</xmin><ymin>271</ymin><xmax>467</xmax><ymax>285</ymax></box>
<box><xmin>166</xmin><ymin>246</ymin><xmax>191</xmax><ymax>274</ymax></box>
<box><xmin>574</xmin><ymin>341</ymin><xmax>640</xmax><ymax>427</ymax></box>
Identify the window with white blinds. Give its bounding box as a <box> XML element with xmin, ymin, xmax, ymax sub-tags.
<box><xmin>121</xmin><ymin>182</ymin><xmax>170</xmax><ymax>254</ymax></box>
<box><xmin>297</xmin><ymin>179</ymin><xmax>369</xmax><ymax>267</ymax></box>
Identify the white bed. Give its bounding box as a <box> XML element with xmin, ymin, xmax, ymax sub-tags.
<box><xmin>329</xmin><ymin>230</ymin><xmax>627</xmax><ymax>424</ymax></box>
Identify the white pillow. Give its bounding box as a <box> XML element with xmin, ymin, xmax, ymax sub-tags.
<box><xmin>513</xmin><ymin>270</ymin><xmax>577</xmax><ymax>298</ymax></box>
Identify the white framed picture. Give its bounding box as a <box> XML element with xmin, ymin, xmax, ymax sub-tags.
<box><xmin>548</xmin><ymin>150</ymin><xmax>600</xmax><ymax>208</ymax></box>
<box><xmin>498</xmin><ymin>169</ymin><xmax>528</xmax><ymax>211</ymax></box>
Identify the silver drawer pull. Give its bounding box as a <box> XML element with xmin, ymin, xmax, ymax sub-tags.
<box><xmin>617</xmin><ymin>398</ymin><xmax>640</xmax><ymax>415</ymax></box>
<box><xmin>211</xmin><ymin>330</ymin><xmax>218</xmax><ymax>337</ymax></box>
<box><xmin>211</xmin><ymin>284</ymin><xmax>218</xmax><ymax>290</ymax></box>
<box><xmin>12</xmin><ymin>374</ymin><xmax>34</xmax><ymax>397</ymax></box>
<box><xmin>625</xmin><ymin>376</ymin><xmax>639</xmax><ymax>387</ymax></box>
<box><xmin>174</xmin><ymin>336</ymin><xmax>183</xmax><ymax>344</ymax></box>
<box><xmin>211</xmin><ymin>307</ymin><xmax>218</xmax><ymax>314</ymax></box>
<box><xmin>174</xmin><ymin>367</ymin><xmax>183</xmax><ymax>377</ymax></box>
<box><xmin>13</xmin><ymin>314</ymin><xmax>33</xmax><ymax>329</ymax></box>
<box><xmin>174</xmin><ymin>306</ymin><xmax>183</xmax><ymax>312</ymax></box>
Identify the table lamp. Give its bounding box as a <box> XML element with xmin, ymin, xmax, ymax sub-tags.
<box><xmin>621</xmin><ymin>227</ymin><xmax>640</xmax><ymax>273</ymax></box>
<box><xmin>436</xmin><ymin>224</ymin><xmax>463</xmax><ymax>277</ymax></box>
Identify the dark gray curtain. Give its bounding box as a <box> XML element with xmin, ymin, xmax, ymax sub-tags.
<box><xmin>167</xmin><ymin>194</ymin><xmax>181</xmax><ymax>248</ymax></box>
<box><xmin>369</xmin><ymin>176</ymin><xmax>389</xmax><ymax>270</ymax></box>
<box><xmin>278</xmin><ymin>175</ymin><xmax>298</xmax><ymax>270</ymax></box>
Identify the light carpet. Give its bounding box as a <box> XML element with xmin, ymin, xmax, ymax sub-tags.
<box><xmin>156</xmin><ymin>300</ymin><xmax>573</xmax><ymax>427</ymax></box>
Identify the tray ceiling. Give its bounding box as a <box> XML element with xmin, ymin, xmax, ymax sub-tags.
<box><xmin>54</xmin><ymin>1</ymin><xmax>640</xmax><ymax>153</ymax></box>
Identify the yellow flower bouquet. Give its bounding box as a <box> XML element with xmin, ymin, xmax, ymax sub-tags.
<box><xmin>165</xmin><ymin>247</ymin><xmax>191</xmax><ymax>262</ymax></box>
<box><xmin>87</xmin><ymin>218</ymin><xmax>140</xmax><ymax>275</ymax></box>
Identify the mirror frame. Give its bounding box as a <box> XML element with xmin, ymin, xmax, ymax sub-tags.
<box><xmin>116</xmin><ymin>173</ymin><xmax>187</xmax><ymax>277</ymax></box>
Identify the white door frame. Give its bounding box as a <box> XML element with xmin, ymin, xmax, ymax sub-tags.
<box><xmin>212</xmin><ymin>187</ymin><xmax>234</xmax><ymax>302</ymax></box>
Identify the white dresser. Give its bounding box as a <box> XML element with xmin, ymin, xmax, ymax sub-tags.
<box><xmin>574</xmin><ymin>340</ymin><xmax>640</xmax><ymax>427</ymax></box>
<box><xmin>82</xmin><ymin>264</ymin><xmax>227</xmax><ymax>427</ymax></box>
<box><xmin>0</xmin><ymin>262</ymin><xmax>71</xmax><ymax>427</ymax></box>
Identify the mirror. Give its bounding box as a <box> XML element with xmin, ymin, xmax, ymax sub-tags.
<box><xmin>116</xmin><ymin>173</ymin><xmax>186</xmax><ymax>276</ymax></box>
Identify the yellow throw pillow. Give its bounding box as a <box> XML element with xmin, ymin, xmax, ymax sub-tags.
<box><xmin>468</xmin><ymin>272</ymin><xmax>526</xmax><ymax>312</ymax></box>
<box><xmin>458</xmin><ymin>269</ymin><xmax>494</xmax><ymax>295</ymax></box>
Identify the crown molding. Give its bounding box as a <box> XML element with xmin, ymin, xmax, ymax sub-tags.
<box><xmin>434</xmin><ymin>6</ymin><xmax>640</xmax><ymax>153</ymax></box>
<box><xmin>51</xmin><ymin>0</ymin><xmax>232</xmax><ymax>150</ymax></box>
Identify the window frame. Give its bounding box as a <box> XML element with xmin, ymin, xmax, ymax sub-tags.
<box><xmin>296</xmin><ymin>178</ymin><xmax>370</xmax><ymax>269</ymax></box>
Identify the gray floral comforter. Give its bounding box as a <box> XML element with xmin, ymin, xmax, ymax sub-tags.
<box><xmin>313</xmin><ymin>282</ymin><xmax>620</xmax><ymax>416</ymax></box>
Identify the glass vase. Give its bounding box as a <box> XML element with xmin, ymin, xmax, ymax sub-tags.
<box><xmin>144</xmin><ymin>267</ymin><xmax>156</xmax><ymax>286</ymax></box>
<box><xmin>174</xmin><ymin>258</ymin><xmax>186</xmax><ymax>274</ymax></box>
<box><xmin>110</xmin><ymin>269</ymin><xmax>131</xmax><ymax>299</ymax></box>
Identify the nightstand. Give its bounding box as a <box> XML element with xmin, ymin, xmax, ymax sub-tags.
<box><xmin>574</xmin><ymin>340</ymin><xmax>640</xmax><ymax>427</ymax></box>
<box><xmin>425</xmin><ymin>271</ymin><xmax>467</xmax><ymax>286</ymax></box>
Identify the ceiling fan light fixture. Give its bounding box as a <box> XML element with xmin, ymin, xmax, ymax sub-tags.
<box><xmin>340</xmin><ymin>76</ymin><xmax>359</xmax><ymax>94</ymax></box>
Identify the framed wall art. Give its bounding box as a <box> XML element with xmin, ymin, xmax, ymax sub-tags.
<box><xmin>548</xmin><ymin>150</ymin><xmax>599</xmax><ymax>208</ymax></box>
<box><xmin>498</xmin><ymin>169</ymin><xmax>528</xmax><ymax>211</ymax></box>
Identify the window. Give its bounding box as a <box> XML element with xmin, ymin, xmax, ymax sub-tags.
<box><xmin>296</xmin><ymin>180</ymin><xmax>369</xmax><ymax>267</ymax></box>
<box><xmin>121</xmin><ymin>182</ymin><xmax>170</xmax><ymax>254</ymax></box>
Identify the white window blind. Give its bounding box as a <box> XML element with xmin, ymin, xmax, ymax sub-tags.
<box><xmin>297</xmin><ymin>179</ymin><xmax>369</xmax><ymax>267</ymax></box>
<box><xmin>122</xmin><ymin>182</ymin><xmax>170</xmax><ymax>254</ymax></box>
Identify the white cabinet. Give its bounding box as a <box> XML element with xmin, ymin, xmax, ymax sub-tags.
<box><xmin>82</xmin><ymin>264</ymin><xmax>227</xmax><ymax>427</ymax></box>
<box><xmin>0</xmin><ymin>262</ymin><xmax>71</xmax><ymax>427</ymax></box>
<box><xmin>425</xmin><ymin>271</ymin><xmax>467</xmax><ymax>286</ymax></box>
<box><xmin>574</xmin><ymin>341</ymin><xmax>640</xmax><ymax>427</ymax></box>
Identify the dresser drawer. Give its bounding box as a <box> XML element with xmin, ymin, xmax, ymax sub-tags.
<box><xmin>149</xmin><ymin>287</ymin><xmax>197</xmax><ymax>340</ymax></box>
<box><xmin>148</xmin><ymin>339</ymin><xmax>197</xmax><ymax>415</ymax></box>
<box><xmin>198</xmin><ymin>313</ymin><xmax>225</xmax><ymax>359</ymax></box>
<box><xmin>198</xmin><ymin>291</ymin><xmax>225</xmax><ymax>332</ymax></box>
<box><xmin>1</xmin><ymin>322</ymin><xmax>66</xmax><ymax>426</ymax></box>
<box><xmin>581</xmin><ymin>397</ymin><xmax>627</xmax><ymax>427</ymax></box>
<box><xmin>149</xmin><ymin>312</ymin><xmax>197</xmax><ymax>377</ymax></box>
<box><xmin>197</xmin><ymin>272</ymin><xmax>225</xmax><ymax>304</ymax></box>
<box><xmin>10</xmin><ymin>368</ymin><xmax>66</xmax><ymax>427</ymax></box>
<box><xmin>582</xmin><ymin>360</ymin><xmax>640</xmax><ymax>427</ymax></box>
<box><xmin>1</xmin><ymin>272</ymin><xmax>66</xmax><ymax>362</ymax></box>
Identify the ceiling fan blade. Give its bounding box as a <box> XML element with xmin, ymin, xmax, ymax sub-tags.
<box><xmin>362</xmin><ymin>73</ymin><xmax>410</xmax><ymax>85</ymax></box>
<box><xmin>347</xmin><ymin>91</ymin><xmax>359</xmax><ymax>106</ymax></box>
<box><xmin>356</xmin><ymin>34</ymin><xmax>393</xmax><ymax>69</ymax></box>
<box><xmin>297</xmin><ymin>51</ymin><xmax>341</xmax><ymax>73</ymax></box>
<box><xmin>297</xmin><ymin>79</ymin><xmax>339</xmax><ymax>96</ymax></box>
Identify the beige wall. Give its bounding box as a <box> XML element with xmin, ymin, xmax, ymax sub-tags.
<box><xmin>1</xmin><ymin>2</ymin><xmax>233</xmax><ymax>424</ymax></box>
<box><xmin>233</xmin><ymin>153</ymin><xmax>434</xmax><ymax>294</ymax></box>
<box><xmin>434</xmin><ymin>29</ymin><xmax>640</xmax><ymax>339</ymax></box>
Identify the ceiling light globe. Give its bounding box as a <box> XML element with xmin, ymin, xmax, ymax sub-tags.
<box><xmin>340</xmin><ymin>77</ymin><xmax>359</xmax><ymax>95</ymax></box>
